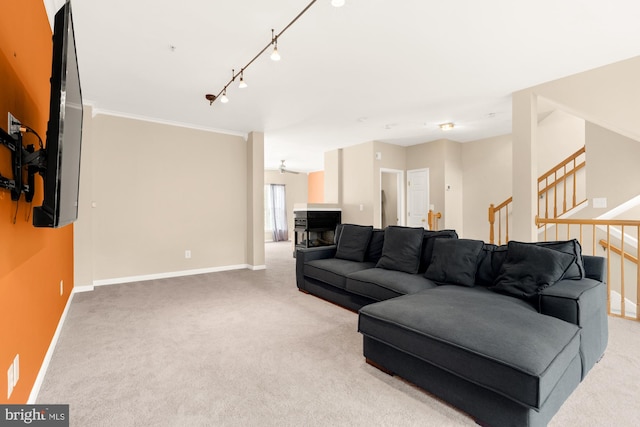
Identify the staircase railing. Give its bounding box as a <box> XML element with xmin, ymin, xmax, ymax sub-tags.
<box><xmin>488</xmin><ymin>197</ymin><xmax>512</xmax><ymax>245</ymax></box>
<box><xmin>536</xmin><ymin>216</ymin><xmax>640</xmax><ymax>321</ymax></box>
<box><xmin>489</xmin><ymin>146</ymin><xmax>587</xmax><ymax>244</ymax></box>
<box><xmin>428</xmin><ymin>210</ymin><xmax>442</xmax><ymax>231</ymax></box>
<box><xmin>538</xmin><ymin>146</ymin><xmax>587</xmax><ymax>219</ymax></box>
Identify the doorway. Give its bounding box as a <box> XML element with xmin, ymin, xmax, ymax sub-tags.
<box><xmin>380</xmin><ymin>169</ymin><xmax>405</xmax><ymax>228</ymax></box>
<box><xmin>407</xmin><ymin>168</ymin><xmax>430</xmax><ymax>229</ymax></box>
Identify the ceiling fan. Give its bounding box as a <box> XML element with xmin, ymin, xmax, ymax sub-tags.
<box><xmin>279</xmin><ymin>160</ymin><xmax>299</xmax><ymax>174</ymax></box>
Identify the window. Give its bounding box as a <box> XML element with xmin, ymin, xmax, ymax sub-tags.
<box><xmin>264</xmin><ymin>184</ymin><xmax>288</xmax><ymax>242</ymax></box>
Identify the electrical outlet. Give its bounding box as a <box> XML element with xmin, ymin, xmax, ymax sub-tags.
<box><xmin>60</xmin><ymin>280</ymin><xmax>64</xmax><ymax>296</ymax></box>
<box><xmin>8</xmin><ymin>112</ymin><xmax>21</xmax><ymax>136</ymax></box>
<box><xmin>185</xmin><ymin>250</ymin><xmax>191</xmax><ymax>259</ymax></box>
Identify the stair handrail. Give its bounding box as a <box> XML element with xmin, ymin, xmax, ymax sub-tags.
<box><xmin>538</xmin><ymin>146</ymin><xmax>587</xmax><ymax>219</ymax></box>
<box><xmin>489</xmin><ymin>146</ymin><xmax>586</xmax><ymax>244</ymax></box>
<box><xmin>599</xmin><ymin>239</ymin><xmax>639</xmax><ymax>265</ymax></box>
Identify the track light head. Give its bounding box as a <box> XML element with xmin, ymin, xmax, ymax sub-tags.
<box><xmin>270</xmin><ymin>30</ymin><xmax>281</xmax><ymax>61</ymax></box>
<box><xmin>205</xmin><ymin>94</ymin><xmax>216</xmax><ymax>105</ymax></box>
<box><xmin>220</xmin><ymin>88</ymin><xmax>229</xmax><ymax>103</ymax></box>
<box><xmin>270</xmin><ymin>45</ymin><xmax>281</xmax><ymax>61</ymax></box>
<box><xmin>239</xmin><ymin>70</ymin><xmax>248</xmax><ymax>88</ymax></box>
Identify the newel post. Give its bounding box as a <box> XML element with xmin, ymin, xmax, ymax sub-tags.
<box><xmin>488</xmin><ymin>204</ymin><xmax>495</xmax><ymax>244</ymax></box>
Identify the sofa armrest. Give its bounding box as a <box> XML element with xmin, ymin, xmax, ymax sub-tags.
<box><xmin>295</xmin><ymin>245</ymin><xmax>337</xmax><ymax>290</ymax></box>
<box><xmin>539</xmin><ymin>278</ymin><xmax>606</xmax><ymax>326</ymax></box>
<box><xmin>583</xmin><ymin>255</ymin><xmax>606</xmax><ymax>282</ymax></box>
<box><xmin>539</xmin><ymin>276</ymin><xmax>608</xmax><ymax>378</ymax></box>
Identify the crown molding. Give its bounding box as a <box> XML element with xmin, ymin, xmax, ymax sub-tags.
<box><xmin>89</xmin><ymin>107</ymin><xmax>248</xmax><ymax>139</ymax></box>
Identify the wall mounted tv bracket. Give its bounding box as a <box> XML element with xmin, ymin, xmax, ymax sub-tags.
<box><xmin>0</xmin><ymin>126</ymin><xmax>46</xmax><ymax>203</ymax></box>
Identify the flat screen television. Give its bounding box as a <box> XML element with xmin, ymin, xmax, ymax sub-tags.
<box><xmin>33</xmin><ymin>1</ymin><xmax>83</xmax><ymax>228</ymax></box>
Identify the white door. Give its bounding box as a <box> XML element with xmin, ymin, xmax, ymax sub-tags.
<box><xmin>407</xmin><ymin>168</ymin><xmax>429</xmax><ymax>229</ymax></box>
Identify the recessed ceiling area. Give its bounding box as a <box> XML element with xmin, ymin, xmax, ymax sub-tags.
<box><xmin>50</xmin><ymin>0</ymin><xmax>640</xmax><ymax>172</ymax></box>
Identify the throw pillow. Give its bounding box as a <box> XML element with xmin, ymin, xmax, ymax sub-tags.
<box><xmin>424</xmin><ymin>239</ymin><xmax>484</xmax><ymax>287</ymax></box>
<box><xmin>376</xmin><ymin>226</ymin><xmax>424</xmax><ymax>274</ymax></box>
<box><xmin>418</xmin><ymin>229</ymin><xmax>459</xmax><ymax>273</ymax></box>
<box><xmin>490</xmin><ymin>241</ymin><xmax>575</xmax><ymax>303</ymax></box>
<box><xmin>535</xmin><ymin>239</ymin><xmax>585</xmax><ymax>279</ymax></box>
<box><xmin>334</xmin><ymin>224</ymin><xmax>373</xmax><ymax>262</ymax></box>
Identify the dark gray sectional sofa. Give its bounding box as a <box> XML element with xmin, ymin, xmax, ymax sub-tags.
<box><xmin>295</xmin><ymin>224</ymin><xmax>608</xmax><ymax>427</ymax></box>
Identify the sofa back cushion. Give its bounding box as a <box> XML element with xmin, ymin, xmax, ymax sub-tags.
<box><xmin>490</xmin><ymin>241</ymin><xmax>576</xmax><ymax>303</ymax></box>
<box><xmin>418</xmin><ymin>229</ymin><xmax>459</xmax><ymax>273</ymax></box>
<box><xmin>424</xmin><ymin>239</ymin><xmax>485</xmax><ymax>287</ymax></box>
<box><xmin>376</xmin><ymin>226</ymin><xmax>425</xmax><ymax>274</ymax></box>
<box><xmin>334</xmin><ymin>223</ymin><xmax>344</xmax><ymax>245</ymax></box>
<box><xmin>475</xmin><ymin>243</ymin><xmax>498</xmax><ymax>286</ymax></box>
<box><xmin>335</xmin><ymin>224</ymin><xmax>385</xmax><ymax>263</ymax></box>
<box><xmin>477</xmin><ymin>239</ymin><xmax>585</xmax><ymax>286</ymax></box>
<box><xmin>535</xmin><ymin>239</ymin><xmax>585</xmax><ymax>279</ymax></box>
<box><xmin>365</xmin><ymin>229</ymin><xmax>385</xmax><ymax>263</ymax></box>
<box><xmin>335</xmin><ymin>224</ymin><xmax>373</xmax><ymax>262</ymax></box>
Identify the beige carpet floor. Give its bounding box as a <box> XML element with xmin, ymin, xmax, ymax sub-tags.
<box><xmin>37</xmin><ymin>242</ymin><xmax>640</xmax><ymax>426</ymax></box>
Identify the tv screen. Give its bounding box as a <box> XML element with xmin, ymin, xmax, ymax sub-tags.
<box><xmin>33</xmin><ymin>1</ymin><xmax>83</xmax><ymax>228</ymax></box>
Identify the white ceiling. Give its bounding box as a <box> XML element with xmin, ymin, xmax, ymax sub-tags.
<box><xmin>49</xmin><ymin>0</ymin><xmax>640</xmax><ymax>172</ymax></box>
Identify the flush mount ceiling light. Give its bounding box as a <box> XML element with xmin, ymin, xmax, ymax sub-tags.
<box><xmin>439</xmin><ymin>122</ymin><xmax>455</xmax><ymax>131</ymax></box>
<box><xmin>205</xmin><ymin>1</ymin><xmax>343</xmax><ymax>106</ymax></box>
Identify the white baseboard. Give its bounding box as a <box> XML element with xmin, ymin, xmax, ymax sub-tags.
<box><xmin>91</xmin><ymin>264</ymin><xmax>262</xmax><ymax>288</ymax></box>
<box><xmin>27</xmin><ymin>291</ymin><xmax>75</xmax><ymax>404</ymax></box>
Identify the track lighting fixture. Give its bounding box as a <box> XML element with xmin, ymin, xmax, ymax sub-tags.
<box><xmin>238</xmin><ymin>69</ymin><xmax>247</xmax><ymax>88</ymax></box>
<box><xmin>270</xmin><ymin>45</ymin><xmax>280</xmax><ymax>61</ymax></box>
<box><xmin>270</xmin><ymin>29</ymin><xmax>281</xmax><ymax>61</ymax></box>
<box><xmin>205</xmin><ymin>1</ymin><xmax>342</xmax><ymax>106</ymax></box>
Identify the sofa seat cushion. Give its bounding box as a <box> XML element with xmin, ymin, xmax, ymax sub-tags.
<box><xmin>346</xmin><ymin>268</ymin><xmax>437</xmax><ymax>301</ymax></box>
<box><xmin>358</xmin><ymin>286</ymin><xmax>580</xmax><ymax>409</ymax></box>
<box><xmin>304</xmin><ymin>258</ymin><xmax>376</xmax><ymax>290</ymax></box>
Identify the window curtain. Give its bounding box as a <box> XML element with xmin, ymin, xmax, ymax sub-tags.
<box><xmin>268</xmin><ymin>184</ymin><xmax>288</xmax><ymax>242</ymax></box>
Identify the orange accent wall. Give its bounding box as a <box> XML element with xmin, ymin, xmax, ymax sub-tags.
<box><xmin>1</xmin><ymin>1</ymin><xmax>74</xmax><ymax>403</ymax></box>
<box><xmin>307</xmin><ymin>171</ymin><xmax>324</xmax><ymax>203</ymax></box>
